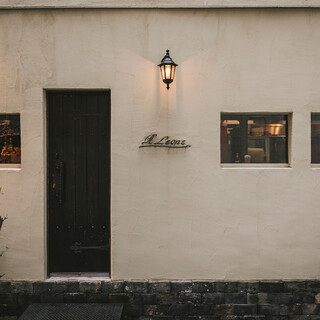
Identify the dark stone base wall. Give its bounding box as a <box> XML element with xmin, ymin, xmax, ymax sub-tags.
<box><xmin>1</xmin><ymin>281</ymin><xmax>320</xmax><ymax>320</ymax></box>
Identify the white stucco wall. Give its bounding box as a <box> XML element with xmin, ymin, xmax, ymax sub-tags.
<box><xmin>0</xmin><ymin>8</ymin><xmax>320</xmax><ymax>281</ymax></box>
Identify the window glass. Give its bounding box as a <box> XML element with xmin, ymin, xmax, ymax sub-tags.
<box><xmin>221</xmin><ymin>114</ymin><xmax>288</xmax><ymax>164</ymax></box>
<box><xmin>0</xmin><ymin>114</ymin><xmax>21</xmax><ymax>164</ymax></box>
<box><xmin>311</xmin><ymin>113</ymin><xmax>320</xmax><ymax>164</ymax></box>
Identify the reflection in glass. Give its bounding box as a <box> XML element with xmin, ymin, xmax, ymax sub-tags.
<box><xmin>311</xmin><ymin>113</ymin><xmax>320</xmax><ymax>163</ymax></box>
<box><xmin>221</xmin><ymin>114</ymin><xmax>288</xmax><ymax>164</ymax></box>
<box><xmin>0</xmin><ymin>114</ymin><xmax>21</xmax><ymax>164</ymax></box>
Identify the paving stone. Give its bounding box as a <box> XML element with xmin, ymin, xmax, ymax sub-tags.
<box><xmin>293</xmin><ymin>292</ymin><xmax>315</xmax><ymax>304</ymax></box>
<box><xmin>157</xmin><ymin>293</ymin><xmax>178</xmax><ymax>305</ymax></box>
<box><xmin>0</xmin><ymin>283</ymin><xmax>11</xmax><ymax>294</ymax></box>
<box><xmin>247</xmin><ymin>283</ymin><xmax>260</xmax><ymax>294</ymax></box>
<box><xmin>167</xmin><ymin>304</ymin><xmax>189</xmax><ymax>316</ymax></box>
<box><xmin>17</xmin><ymin>293</ymin><xmax>41</xmax><ymax>307</ymax></box>
<box><xmin>171</xmin><ymin>282</ymin><xmax>193</xmax><ymax>293</ymax></box>
<box><xmin>49</xmin><ymin>283</ymin><xmax>69</xmax><ymax>294</ymax></box>
<box><xmin>233</xmin><ymin>304</ymin><xmax>257</xmax><ymax>316</ymax></box>
<box><xmin>202</xmin><ymin>293</ymin><xmax>225</xmax><ymax>304</ymax></box>
<box><xmin>258</xmin><ymin>305</ymin><xmax>280</xmax><ymax>316</ymax></box>
<box><xmin>284</xmin><ymin>282</ymin><xmax>307</xmax><ymax>293</ymax></box>
<box><xmin>199</xmin><ymin>317</ymin><xmax>221</xmax><ymax>320</ymax></box>
<box><xmin>288</xmin><ymin>316</ymin><xmax>310</xmax><ymax>320</ymax></box>
<box><xmin>307</xmin><ymin>282</ymin><xmax>320</xmax><ymax>292</ymax></box>
<box><xmin>143</xmin><ymin>305</ymin><xmax>170</xmax><ymax>316</ymax></box>
<box><xmin>225</xmin><ymin>293</ymin><xmax>247</xmax><ymax>304</ymax></box>
<box><xmin>238</xmin><ymin>283</ymin><xmax>248</xmax><ymax>293</ymax></box>
<box><xmin>260</xmin><ymin>283</ymin><xmax>285</xmax><ymax>293</ymax></box>
<box><xmin>149</xmin><ymin>282</ymin><xmax>171</xmax><ymax>294</ymax></box>
<box><xmin>108</xmin><ymin>293</ymin><xmax>131</xmax><ymax>303</ymax></box>
<box><xmin>222</xmin><ymin>316</ymin><xmax>243</xmax><ymax>320</ymax></box>
<box><xmin>133</xmin><ymin>294</ymin><xmax>158</xmax><ymax>305</ymax></box>
<box><xmin>62</xmin><ymin>293</ymin><xmax>87</xmax><ymax>303</ymax></box>
<box><xmin>211</xmin><ymin>304</ymin><xmax>234</xmax><ymax>316</ymax></box>
<box><xmin>178</xmin><ymin>292</ymin><xmax>201</xmax><ymax>304</ymax></box>
<box><xmin>0</xmin><ymin>294</ymin><xmax>17</xmax><ymax>305</ymax></box>
<box><xmin>192</xmin><ymin>282</ymin><xmax>213</xmax><ymax>293</ymax></box>
<box><xmin>243</xmin><ymin>316</ymin><xmax>266</xmax><ymax>320</ymax></box>
<box><xmin>87</xmin><ymin>293</ymin><xmax>109</xmax><ymax>303</ymax></box>
<box><xmin>11</xmin><ymin>283</ymin><xmax>32</xmax><ymax>294</ymax></box>
<box><xmin>216</xmin><ymin>283</ymin><xmax>239</xmax><ymax>293</ymax></box>
<box><xmin>280</xmin><ymin>304</ymin><xmax>302</xmax><ymax>315</ymax></box>
<box><xmin>125</xmin><ymin>282</ymin><xmax>148</xmax><ymax>293</ymax></box>
<box><xmin>302</xmin><ymin>304</ymin><xmax>320</xmax><ymax>315</ymax></box>
<box><xmin>79</xmin><ymin>281</ymin><xmax>101</xmax><ymax>293</ymax></box>
<box><xmin>258</xmin><ymin>293</ymin><xmax>269</xmax><ymax>304</ymax></box>
<box><xmin>40</xmin><ymin>293</ymin><xmax>64</xmax><ymax>303</ymax></box>
<box><xmin>264</xmin><ymin>316</ymin><xmax>288</xmax><ymax>320</ymax></box>
<box><xmin>101</xmin><ymin>281</ymin><xmax>125</xmax><ymax>293</ymax></box>
<box><xmin>247</xmin><ymin>293</ymin><xmax>259</xmax><ymax>304</ymax></box>
<box><xmin>123</xmin><ymin>304</ymin><xmax>143</xmax><ymax>317</ymax></box>
<box><xmin>188</xmin><ymin>304</ymin><xmax>212</xmax><ymax>315</ymax></box>
<box><xmin>0</xmin><ymin>305</ymin><xmax>22</xmax><ymax>318</ymax></box>
<box><xmin>268</xmin><ymin>294</ymin><xmax>294</xmax><ymax>305</ymax></box>
<box><xmin>33</xmin><ymin>282</ymin><xmax>55</xmax><ymax>294</ymax></box>
<box><xmin>55</xmin><ymin>281</ymin><xmax>80</xmax><ymax>293</ymax></box>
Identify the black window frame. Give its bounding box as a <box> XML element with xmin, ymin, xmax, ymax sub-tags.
<box><xmin>0</xmin><ymin>113</ymin><xmax>21</xmax><ymax>165</ymax></box>
<box><xmin>221</xmin><ymin>113</ymin><xmax>289</xmax><ymax>164</ymax></box>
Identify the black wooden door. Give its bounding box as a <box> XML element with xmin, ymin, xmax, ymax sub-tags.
<box><xmin>48</xmin><ymin>91</ymin><xmax>110</xmax><ymax>273</ymax></box>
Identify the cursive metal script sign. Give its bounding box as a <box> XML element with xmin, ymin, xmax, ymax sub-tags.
<box><xmin>139</xmin><ymin>133</ymin><xmax>191</xmax><ymax>149</ymax></box>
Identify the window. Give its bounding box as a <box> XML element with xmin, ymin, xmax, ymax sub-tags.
<box><xmin>311</xmin><ymin>113</ymin><xmax>320</xmax><ymax>164</ymax></box>
<box><xmin>0</xmin><ymin>114</ymin><xmax>21</xmax><ymax>165</ymax></box>
<box><xmin>221</xmin><ymin>113</ymin><xmax>288</xmax><ymax>164</ymax></box>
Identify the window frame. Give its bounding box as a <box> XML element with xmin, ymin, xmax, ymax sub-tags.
<box><xmin>220</xmin><ymin>112</ymin><xmax>292</xmax><ymax>169</ymax></box>
<box><xmin>0</xmin><ymin>113</ymin><xmax>21</xmax><ymax>169</ymax></box>
<box><xmin>311</xmin><ymin>113</ymin><xmax>320</xmax><ymax>167</ymax></box>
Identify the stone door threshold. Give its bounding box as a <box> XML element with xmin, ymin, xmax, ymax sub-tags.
<box><xmin>47</xmin><ymin>273</ymin><xmax>110</xmax><ymax>281</ymax></box>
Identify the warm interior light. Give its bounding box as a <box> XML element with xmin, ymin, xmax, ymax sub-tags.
<box><xmin>165</xmin><ymin>66</ymin><xmax>171</xmax><ymax>78</ymax></box>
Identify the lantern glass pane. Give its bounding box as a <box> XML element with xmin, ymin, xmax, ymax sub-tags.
<box><xmin>165</xmin><ymin>65</ymin><xmax>171</xmax><ymax>79</ymax></box>
<box><xmin>171</xmin><ymin>65</ymin><xmax>176</xmax><ymax>81</ymax></box>
<box><xmin>160</xmin><ymin>65</ymin><xmax>165</xmax><ymax>80</ymax></box>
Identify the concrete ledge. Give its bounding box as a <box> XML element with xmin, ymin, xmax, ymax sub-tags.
<box><xmin>2</xmin><ymin>0</ymin><xmax>320</xmax><ymax>9</ymax></box>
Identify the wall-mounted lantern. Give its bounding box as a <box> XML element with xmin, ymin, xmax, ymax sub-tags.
<box><xmin>158</xmin><ymin>50</ymin><xmax>178</xmax><ymax>90</ymax></box>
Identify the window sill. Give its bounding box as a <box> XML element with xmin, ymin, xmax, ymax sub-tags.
<box><xmin>311</xmin><ymin>164</ymin><xmax>320</xmax><ymax>168</ymax></box>
<box><xmin>0</xmin><ymin>164</ymin><xmax>21</xmax><ymax>170</ymax></box>
<box><xmin>221</xmin><ymin>163</ymin><xmax>291</xmax><ymax>169</ymax></box>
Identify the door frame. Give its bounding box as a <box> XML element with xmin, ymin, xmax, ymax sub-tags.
<box><xmin>45</xmin><ymin>88</ymin><xmax>111</xmax><ymax>277</ymax></box>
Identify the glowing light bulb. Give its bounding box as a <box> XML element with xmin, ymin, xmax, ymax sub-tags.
<box><xmin>165</xmin><ymin>66</ymin><xmax>171</xmax><ymax>78</ymax></box>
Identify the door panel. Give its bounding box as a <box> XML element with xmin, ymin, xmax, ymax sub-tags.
<box><xmin>48</xmin><ymin>91</ymin><xmax>110</xmax><ymax>273</ymax></box>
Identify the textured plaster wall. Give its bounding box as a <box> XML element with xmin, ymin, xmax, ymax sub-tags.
<box><xmin>0</xmin><ymin>9</ymin><xmax>320</xmax><ymax>281</ymax></box>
